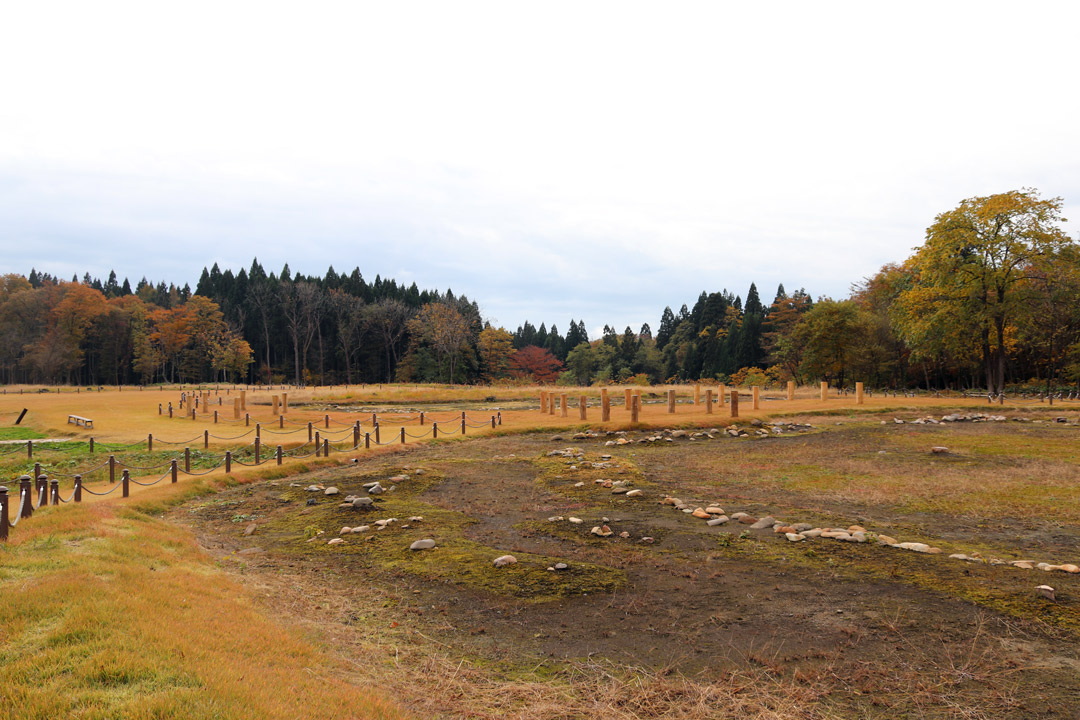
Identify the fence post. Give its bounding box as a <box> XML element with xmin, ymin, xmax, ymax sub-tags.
<box><xmin>432</xmin><ymin>422</ymin><xmax>438</xmax><ymax>439</ymax></box>
<box><xmin>308</xmin><ymin>422</ymin><xmax>313</xmax><ymax>442</ymax></box>
<box><xmin>667</xmin><ymin>389</ymin><xmax>676</xmax><ymax>413</ymax></box>
<box><xmin>89</xmin><ymin>437</ymin><xmax>94</xmax><ymax>453</ymax></box>
<box><xmin>730</xmin><ymin>390</ymin><xmax>739</xmax><ymax>418</ymax></box>
<box><xmin>461</xmin><ymin>416</ymin><xmax>466</xmax><ymax>435</ymax></box>
<box><xmin>192</xmin><ymin>408</ymin><xmax>196</xmax><ymax>421</ymax></box>
<box><xmin>400</xmin><ymin>427</ymin><xmax>405</xmax><ymax>445</ymax></box>
<box><xmin>74</xmin><ymin>475</ymin><xmax>82</xmax><ymax>502</ymax></box>
<box><xmin>27</xmin><ymin>440</ymin><xmax>32</xmax><ymax>459</ymax></box>
<box><xmin>171</xmin><ymin>460</ymin><xmax>177</xmax><ymax>483</ymax></box>
<box><xmin>184</xmin><ymin>447</ymin><xmax>191</xmax><ymax>473</ymax></box>
<box><xmin>354</xmin><ymin>422</ymin><xmax>360</xmax><ymax>448</ymax></box>
<box><xmin>374</xmin><ymin>424</ymin><xmax>380</xmax><ymax>444</ymax></box>
<box><xmin>706</xmin><ymin>389</ymin><xmax>714</xmax><ymax>414</ymax></box>
<box><xmin>282</xmin><ymin>392</ymin><xmax>288</xmax><ymax>413</ymax></box>
<box><xmin>323</xmin><ymin>438</ymin><xmax>329</xmax><ymax>456</ymax></box>
<box><xmin>752</xmin><ymin>386</ymin><xmax>760</xmax><ymax>410</ymax></box>
<box><xmin>497</xmin><ymin>411</ymin><xmax>502</xmax><ymax>426</ymax></box>
<box><xmin>255</xmin><ymin>437</ymin><xmax>261</xmax><ymax>465</ymax></box>
<box><xmin>559</xmin><ymin>394</ymin><xmax>567</xmax><ymax>418</ymax></box>
<box><xmin>631</xmin><ymin>394</ymin><xmax>640</xmax><ymax>423</ymax></box>
<box><xmin>372</xmin><ymin>412</ymin><xmax>377</xmax><ymax>427</ymax></box>
<box><xmin>0</xmin><ymin>486</ymin><xmax>7</xmax><ymax>541</ymax></box>
<box><xmin>225</xmin><ymin>451</ymin><xmax>231</xmax><ymax>474</ymax></box>
<box><xmin>204</xmin><ymin>430</ymin><xmax>209</xmax><ymax>449</ymax></box>
<box><xmin>122</xmin><ymin>470</ymin><xmax>130</xmax><ymax>498</ymax></box>
<box><xmin>579</xmin><ymin>396</ymin><xmax>587</xmax><ymax>421</ymax></box>
<box><xmin>109</xmin><ymin>455</ymin><xmax>116</xmax><ymax>485</ymax></box>
<box><xmin>34</xmin><ymin>462</ymin><xmax>41</xmax><ymax>482</ymax></box>
<box><xmin>276</xmin><ymin>445</ymin><xmax>282</xmax><ymax>465</ymax></box>
<box><xmin>37</xmin><ymin>474</ymin><xmax>46</xmax><ymax>506</ymax></box>
<box><xmin>19</xmin><ymin>475</ymin><xmax>32</xmax><ymax>518</ymax></box>
<box><xmin>420</xmin><ymin>412</ymin><xmax>425</xmax><ymax>426</ymax></box>
<box><xmin>245</xmin><ymin>413</ymin><xmax>250</xmax><ymax>426</ymax></box>
<box><xmin>148</xmin><ymin>434</ymin><xmax>153</xmax><ymax>452</ymax></box>
<box><xmin>601</xmin><ymin>389</ymin><xmax>610</xmax><ymax>422</ymax></box>
<box><xmin>856</xmin><ymin>381</ymin><xmax>864</xmax><ymax>405</ymax></box>
<box><xmin>315</xmin><ymin>431</ymin><xmax>321</xmax><ymax>456</ymax></box>
<box><xmin>50</xmin><ymin>478</ymin><xmax>58</xmax><ymax>505</ymax></box>
<box><xmin>365</xmin><ymin>432</ymin><xmax>370</xmax><ymax>449</ymax></box>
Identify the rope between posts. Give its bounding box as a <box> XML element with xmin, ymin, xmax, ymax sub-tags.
<box><xmin>129</xmin><ymin>469</ymin><xmax>172</xmax><ymax>487</ymax></box>
<box><xmin>48</xmin><ymin>458</ymin><xmax>111</xmax><ymax>478</ymax></box>
<box><xmin>0</xmin><ymin>444</ymin><xmax>25</xmax><ymax>456</ymax></box>
<box><xmin>116</xmin><ymin>458</ymin><xmax>176</xmax><ymax>472</ymax></box>
<box><xmin>285</xmin><ymin>448</ymin><xmax>319</xmax><ymax>459</ymax></box>
<box><xmin>209</xmin><ymin>430</ymin><xmax>255</xmax><ymax>440</ymax></box>
<box><xmin>404</xmin><ymin>427</ymin><xmax>434</xmax><ymax>439</ymax></box>
<box><xmin>58</xmin><ymin>488</ymin><xmax>76</xmax><ymax>503</ymax></box>
<box><xmin>465</xmin><ymin>419</ymin><xmax>491</xmax><ymax>428</ymax></box>
<box><xmin>82</xmin><ymin>481</ymin><xmax>124</xmax><ymax>496</ymax></box>
<box><xmin>260</xmin><ymin>426</ymin><xmax>307</xmax><ymax>436</ymax></box>
<box><xmin>180</xmin><ymin>455</ymin><xmax>228</xmax><ymax>476</ymax></box>
<box><xmin>94</xmin><ymin>440</ymin><xmax>146</xmax><ymax>451</ymax></box>
<box><xmin>8</xmin><ymin>491</ymin><xmax>26</xmax><ymax>527</ymax></box>
<box><xmin>155</xmin><ymin>434</ymin><xmax>204</xmax><ymax>445</ymax></box>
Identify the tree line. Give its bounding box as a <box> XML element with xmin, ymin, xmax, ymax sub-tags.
<box><xmin>3</xmin><ymin>190</ymin><xmax>1077</xmax><ymax>391</ymax></box>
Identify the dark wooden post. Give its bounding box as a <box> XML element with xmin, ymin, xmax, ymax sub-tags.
<box><xmin>225</xmin><ymin>451</ymin><xmax>232</xmax><ymax>474</ymax></box>
<box><xmin>122</xmin><ymin>470</ymin><xmax>130</xmax><ymax>498</ymax></box>
<box><xmin>37</xmin><ymin>473</ymin><xmax>46</xmax><ymax>506</ymax></box>
<box><xmin>324</xmin><ymin>414</ymin><xmax>329</xmax><ymax>429</ymax></box>
<box><xmin>461</xmin><ymin>417</ymin><xmax>466</xmax><ymax>435</ymax></box>
<box><xmin>420</xmin><ymin>412</ymin><xmax>425</xmax><ymax>425</ymax></box>
<box><xmin>371</xmin><ymin>412</ymin><xmax>377</xmax><ymax>426</ymax></box>
<box><xmin>109</xmin><ymin>455</ymin><xmax>116</xmax><ymax>485</ymax></box>
<box><xmin>315</xmin><ymin>431</ymin><xmax>321</xmax><ymax>456</ymax></box>
<box><xmin>706</xmin><ymin>389</ymin><xmax>713</xmax><ymax>414</ymax></box>
<box><xmin>365</xmin><ymin>432</ymin><xmax>370</xmax><ymax>449</ymax></box>
<box><xmin>19</xmin><ymin>475</ymin><xmax>32</xmax><ymax>518</ymax></box>
<box><xmin>497</xmin><ymin>411</ymin><xmax>502</xmax><ymax>426</ymax></box>
<box><xmin>74</xmin><ymin>475</ymin><xmax>82</xmax><ymax>502</ymax></box>
<box><xmin>89</xmin><ymin>437</ymin><xmax>94</xmax><ymax>453</ymax></box>
<box><xmin>354</xmin><ymin>422</ymin><xmax>360</xmax><ymax>448</ymax></box>
<box><xmin>374</xmin><ymin>424</ymin><xmax>380</xmax><ymax>444</ymax></box>
<box><xmin>184</xmin><ymin>447</ymin><xmax>191</xmax><ymax>473</ymax></box>
<box><xmin>214</xmin><ymin>410</ymin><xmax>218</xmax><ymax>423</ymax></box>
<box><xmin>279</xmin><ymin>415</ymin><xmax>284</xmax><ymax>428</ymax></box>
<box><xmin>254</xmin><ymin>437</ymin><xmax>261</xmax><ymax>465</ymax></box>
<box><xmin>148</xmin><ymin>434</ymin><xmax>153</xmax><ymax>452</ymax></box>
<box><xmin>276</xmin><ymin>445</ymin><xmax>282</xmax><ymax>465</ymax></box>
<box><xmin>601</xmin><ymin>389</ymin><xmax>610</xmax><ymax>422</ymax></box>
<box><xmin>323</xmin><ymin>438</ymin><xmax>329</xmax><ymax>456</ymax></box>
<box><xmin>27</xmin><ymin>440</ymin><xmax>32</xmax><ymax>459</ymax></box>
<box><xmin>171</xmin><ymin>460</ymin><xmax>177</xmax><ymax>483</ymax></box>
<box><xmin>50</xmin><ymin>478</ymin><xmax>58</xmax><ymax>505</ymax></box>
<box><xmin>192</xmin><ymin>408</ymin><xmax>196</xmax><ymax>421</ymax></box>
<box><xmin>0</xmin><ymin>486</ymin><xmax>8</xmax><ymax>541</ymax></box>
<box><xmin>631</xmin><ymin>394</ymin><xmax>640</xmax><ymax>423</ymax></box>
<box><xmin>432</xmin><ymin>422</ymin><xmax>438</xmax><ymax>439</ymax></box>
<box><xmin>491</xmin><ymin>415</ymin><xmax>496</xmax><ymax>428</ymax></box>
<box><xmin>203</xmin><ymin>430</ymin><xmax>208</xmax><ymax>449</ymax></box>
<box><xmin>34</xmin><ymin>462</ymin><xmax>41</xmax><ymax>482</ymax></box>
<box><xmin>400</xmin><ymin>427</ymin><xmax>405</xmax><ymax>445</ymax></box>
<box><xmin>308</xmin><ymin>422</ymin><xmax>313</xmax><ymax>442</ymax></box>
<box><xmin>245</xmin><ymin>413</ymin><xmax>250</xmax><ymax>426</ymax></box>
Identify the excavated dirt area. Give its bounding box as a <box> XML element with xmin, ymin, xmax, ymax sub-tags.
<box><xmin>176</xmin><ymin>422</ymin><xmax>1080</xmax><ymax>719</ymax></box>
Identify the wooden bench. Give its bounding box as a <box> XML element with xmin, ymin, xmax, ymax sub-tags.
<box><xmin>68</xmin><ymin>415</ymin><xmax>94</xmax><ymax>429</ymax></box>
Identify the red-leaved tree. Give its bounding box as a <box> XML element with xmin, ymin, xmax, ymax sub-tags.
<box><xmin>508</xmin><ymin>345</ymin><xmax>564</xmax><ymax>384</ymax></box>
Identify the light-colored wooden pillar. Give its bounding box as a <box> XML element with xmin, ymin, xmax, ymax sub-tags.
<box><xmin>856</xmin><ymin>381</ymin><xmax>864</xmax><ymax>404</ymax></box>
<box><xmin>706</xmin><ymin>389</ymin><xmax>713</xmax><ymax>414</ymax></box>
<box><xmin>820</xmin><ymin>381</ymin><xmax>828</xmax><ymax>401</ymax></box>
<box><xmin>631</xmin><ymin>393</ymin><xmax>640</xmax><ymax>423</ymax></box>
<box><xmin>272</xmin><ymin>395</ymin><xmax>280</xmax><ymax>415</ymax></box>
<box><xmin>560</xmin><ymin>393</ymin><xmax>568</xmax><ymax>418</ymax></box>
<box><xmin>549</xmin><ymin>393</ymin><xmax>555</xmax><ymax>415</ymax></box>
<box><xmin>730</xmin><ymin>390</ymin><xmax>739</xmax><ymax>418</ymax></box>
<box><xmin>752</xmin><ymin>385</ymin><xmax>760</xmax><ymax>410</ymax></box>
<box><xmin>694</xmin><ymin>384</ymin><xmax>701</xmax><ymax>405</ymax></box>
<box><xmin>624</xmin><ymin>388</ymin><xmax>632</xmax><ymax>411</ymax></box>
<box><xmin>787</xmin><ymin>380</ymin><xmax>795</xmax><ymax>401</ymax></box>
<box><xmin>719</xmin><ymin>383</ymin><xmax>727</xmax><ymax>406</ymax></box>
<box><xmin>667</xmin><ymin>389</ymin><xmax>676</xmax><ymax>413</ymax></box>
<box><xmin>579</xmin><ymin>395</ymin><xmax>587</xmax><ymax>420</ymax></box>
<box><xmin>540</xmin><ymin>391</ymin><xmax>547</xmax><ymax>413</ymax></box>
<box><xmin>282</xmin><ymin>392</ymin><xmax>288</xmax><ymax>413</ymax></box>
<box><xmin>240</xmin><ymin>390</ymin><xmax>247</xmax><ymax>411</ymax></box>
<box><xmin>233</xmin><ymin>397</ymin><xmax>241</xmax><ymax>419</ymax></box>
<box><xmin>601</xmin><ymin>389</ymin><xmax>610</xmax><ymax>421</ymax></box>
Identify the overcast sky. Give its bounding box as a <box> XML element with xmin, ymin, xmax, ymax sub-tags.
<box><xmin>2</xmin><ymin>1</ymin><xmax>1078</xmax><ymax>338</ymax></box>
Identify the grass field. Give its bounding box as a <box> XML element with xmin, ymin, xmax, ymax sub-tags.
<box><xmin>2</xmin><ymin>385</ymin><xmax>1079</xmax><ymax>718</ymax></box>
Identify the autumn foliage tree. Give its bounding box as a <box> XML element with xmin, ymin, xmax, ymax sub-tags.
<box><xmin>508</xmin><ymin>345</ymin><xmax>564</xmax><ymax>384</ymax></box>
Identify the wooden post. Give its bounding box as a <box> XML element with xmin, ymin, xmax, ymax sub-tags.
<box><xmin>624</xmin><ymin>388</ymin><xmax>632</xmax><ymax>411</ymax></box>
<box><xmin>540</xmin><ymin>391</ymin><xmax>547</xmax><ymax>413</ymax></box>
<box><xmin>171</xmin><ymin>460</ymin><xmax>177</xmax><ymax>483</ymax></box>
<box><xmin>706</xmin><ymin>389</ymin><xmax>714</xmax><ymax>414</ymax></box>
<box><xmin>272</xmin><ymin>395</ymin><xmax>280</xmax><ymax>415</ymax></box>
<box><xmin>719</xmin><ymin>383</ymin><xmax>727</xmax><ymax>406</ymax></box>
<box><xmin>109</xmin><ymin>455</ymin><xmax>115</xmax><ymax>485</ymax></box>
<box><xmin>148</xmin><ymin>434</ymin><xmax>153</xmax><ymax>452</ymax></box>
<box><xmin>89</xmin><ymin>437</ymin><xmax>94</xmax><ymax>453</ymax></box>
<box><xmin>601</xmin><ymin>389</ymin><xmax>610</xmax><ymax>421</ymax></box>
<box><xmin>184</xmin><ymin>447</ymin><xmax>190</xmax><ymax>473</ymax></box>
<box><xmin>631</xmin><ymin>393</ymin><xmax>640</xmax><ymax>423</ymax></box>
<box><xmin>491</xmin><ymin>415</ymin><xmax>496</xmax><ymax>428</ymax></box>
<box><xmin>325</xmin><ymin>414</ymin><xmax>329</xmax><ymax>429</ymax></box>
<box><xmin>204</xmin><ymin>430</ymin><xmax>209</xmax><ymax>449</ymax></box>
<box><xmin>19</xmin><ymin>475</ymin><xmax>32</xmax><ymax>519</ymax></box>
<box><xmin>560</xmin><ymin>393</ymin><xmax>568</xmax><ymax>418</ymax></box>
<box><xmin>353</xmin><ymin>422</ymin><xmax>360</xmax><ymax>448</ymax></box>
<box><xmin>50</xmin><ymin>478</ymin><xmax>58</xmax><ymax>505</ymax></box>
<box><xmin>279</xmin><ymin>415</ymin><xmax>283</xmax><ymax>428</ymax></box>
<box><xmin>461</xmin><ymin>417</ymin><xmax>466</xmax><ymax>434</ymax></box>
<box><xmin>240</xmin><ymin>390</ymin><xmax>246</xmax><ymax>411</ymax></box>
<box><xmin>856</xmin><ymin>381</ymin><xmax>864</xmax><ymax>405</ymax></box>
<box><xmin>0</xmin><ymin>486</ymin><xmax>7</xmax><ymax>541</ymax></box>
<box><xmin>122</xmin><ymin>470</ymin><xmax>129</xmax><ymax>498</ymax></box>
<box><xmin>308</xmin><ymin>422</ymin><xmax>313</xmax><ymax>442</ymax></box>
<box><xmin>74</xmin><ymin>475</ymin><xmax>82</xmax><ymax>502</ymax></box>
<box><xmin>315</xmin><ymin>431</ymin><xmax>321</xmax><ymax>456</ymax></box>
<box><xmin>254</xmin><ymin>437</ymin><xmax>261</xmax><ymax>465</ymax></box>
<box><xmin>365</xmin><ymin>432</ymin><xmax>370</xmax><ymax>449</ymax></box>
<box><xmin>400</xmin><ymin>427</ymin><xmax>405</xmax><ymax>445</ymax></box>
<box><xmin>214</xmin><ymin>410</ymin><xmax>218</xmax><ymax>423</ymax></box>
<box><xmin>579</xmin><ymin>395</ymin><xmax>587</xmax><ymax>421</ymax></box>
<box><xmin>276</xmin><ymin>445</ymin><xmax>283</xmax><ymax>465</ymax></box>
<box><xmin>787</xmin><ymin>380</ymin><xmax>795</xmax><ymax>401</ymax></box>
<box><xmin>420</xmin><ymin>412</ymin><xmax>425</xmax><ymax>425</ymax></box>
<box><xmin>730</xmin><ymin>390</ymin><xmax>739</xmax><ymax>418</ymax></box>
<box><xmin>323</xmin><ymin>438</ymin><xmax>329</xmax><ymax>456</ymax></box>
<box><xmin>192</xmin><ymin>408</ymin><xmax>196</xmax><ymax>421</ymax></box>
<box><xmin>820</xmin><ymin>381</ymin><xmax>828</xmax><ymax>401</ymax></box>
<box><xmin>752</xmin><ymin>386</ymin><xmax>760</xmax><ymax>410</ymax></box>
<box><xmin>245</xmin><ymin>413</ymin><xmax>249</xmax><ymax>426</ymax></box>
<box><xmin>694</xmin><ymin>384</ymin><xmax>701</xmax><ymax>405</ymax></box>
<box><xmin>667</xmin><ymin>389</ymin><xmax>675</xmax><ymax>413</ymax></box>
<box><xmin>27</xmin><ymin>440</ymin><xmax>32</xmax><ymax>459</ymax></box>
<box><xmin>233</xmin><ymin>398</ymin><xmax>241</xmax><ymax>419</ymax></box>
<box><xmin>225</xmin><ymin>451</ymin><xmax>231</xmax><ymax>474</ymax></box>
<box><xmin>372</xmin><ymin>412</ymin><xmax>377</xmax><ymax>426</ymax></box>
<box><xmin>282</xmin><ymin>392</ymin><xmax>288</xmax><ymax>413</ymax></box>
<box><xmin>549</xmin><ymin>396</ymin><xmax>555</xmax><ymax>415</ymax></box>
<box><xmin>375</xmin><ymin>424</ymin><xmax>380</xmax><ymax>443</ymax></box>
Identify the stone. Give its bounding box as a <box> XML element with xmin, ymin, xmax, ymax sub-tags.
<box><xmin>661</xmin><ymin>496</ymin><xmax>682</xmax><ymax>506</ymax></box>
<box><xmin>896</xmin><ymin>542</ymin><xmax>931</xmax><ymax>553</ymax></box>
<box><xmin>352</xmin><ymin>526</ymin><xmax>370</xmax><ymax>533</ymax></box>
<box><xmin>619</xmin><ymin>531</ymin><xmax>630</xmax><ymax>538</ymax></box>
<box><xmin>930</xmin><ymin>447</ymin><xmax>949</xmax><ymax>454</ymax></box>
<box><xmin>638</xmin><ymin>536</ymin><xmax>655</xmax><ymax>544</ymax></box>
<box><xmin>820</xmin><ymin>530</ymin><xmax>850</xmax><ymax>540</ymax></box>
<box><xmin>785</xmin><ymin>533</ymin><xmax>805</xmax><ymax>542</ymax></box>
<box><xmin>553</xmin><ymin>562</ymin><xmax>568</xmax><ymax>570</ymax></box>
<box><xmin>306</xmin><ymin>498</ymin><xmax>317</xmax><ymax>506</ymax></box>
<box><xmin>340</xmin><ymin>526</ymin><xmax>353</xmax><ymax>535</ymax></box>
<box><xmin>243</xmin><ymin>523</ymin><xmax>257</xmax><ymax>536</ymax></box>
<box><xmin>388</xmin><ymin>475</ymin><xmax>408</xmax><ymax>483</ymax></box>
<box><xmin>730</xmin><ymin>512</ymin><xmax>749</xmax><ymax>520</ymax></box>
<box><xmin>750</xmin><ymin>516</ymin><xmax>776</xmax><ymax>530</ymax></box>
<box><xmin>1011</xmin><ymin>561</ymin><xmax>1035</xmax><ymax>570</ymax></box>
<box><xmin>802</xmin><ymin>528</ymin><xmax>823</xmax><ymax>538</ymax></box>
<box><xmin>352</xmin><ymin>497</ymin><xmax>373</xmax><ymax>508</ymax></box>
<box><xmin>1036</xmin><ymin>585</ymin><xmax>1056</xmax><ymax>601</ymax></box>
<box><xmin>408</xmin><ymin>516</ymin><xmax>423</xmax><ymax>522</ymax></box>
<box><xmin>738</xmin><ymin>515</ymin><xmax>759</xmax><ymax>525</ymax></box>
<box><xmin>704</xmin><ymin>506</ymin><xmax>725</xmax><ymax>515</ymax></box>
<box><xmin>692</xmin><ymin>508</ymin><xmax>711</xmax><ymax>519</ymax></box>
<box><xmin>305</xmin><ymin>485</ymin><xmax>322</xmax><ymax>492</ymax></box>
<box><xmin>851</xmin><ymin>532</ymin><xmax>867</xmax><ymax>543</ymax></box>
<box><xmin>591</xmin><ymin>525</ymin><xmax>614</xmax><ymax>537</ymax></box>
<box><xmin>612</xmin><ymin>487</ymin><xmax>628</xmax><ymax>495</ymax></box>
<box><xmin>876</xmin><ymin>534</ymin><xmax>897</xmax><ymax>546</ymax></box>
<box><xmin>324</xmin><ymin>487</ymin><xmax>339</xmax><ymax>495</ymax></box>
<box><xmin>547</xmin><ymin>516</ymin><xmax>564</xmax><ymax>522</ymax></box>
<box><xmin>706</xmin><ymin>516</ymin><xmax>729</xmax><ymax>526</ymax></box>
<box><xmin>410</xmin><ymin>539</ymin><xmax>436</xmax><ymax>550</ymax></box>
<box><xmin>568</xmin><ymin>517</ymin><xmax>583</xmax><ymax>524</ymax></box>
<box><xmin>1060</xmin><ymin>564</ymin><xmax>1080</xmax><ymax>574</ymax></box>
<box><xmin>670</xmin><ymin>430</ymin><xmax>688</xmax><ymax>438</ymax></box>
<box><xmin>847</xmin><ymin>525</ymin><xmax>865</xmax><ymax>533</ymax></box>
<box><xmin>625</xmin><ymin>489</ymin><xmax>643</xmax><ymax>498</ymax></box>
<box><xmin>774</xmin><ymin>526</ymin><xmax>797</xmax><ymax>534</ymax></box>
<box><xmin>792</xmin><ymin>523</ymin><xmax>813</xmax><ymax>532</ymax></box>
<box><xmin>327</xmin><ymin>538</ymin><xmax>345</xmax><ymax>545</ymax></box>
<box><xmin>368</xmin><ymin>483</ymin><xmax>385</xmax><ymax>495</ymax></box>
<box><xmin>493</xmin><ymin>554</ymin><xmax>517</xmax><ymax>567</ymax></box>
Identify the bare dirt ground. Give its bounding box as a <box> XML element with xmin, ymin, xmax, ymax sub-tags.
<box><xmin>176</xmin><ymin>419</ymin><xmax>1080</xmax><ymax>719</ymax></box>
